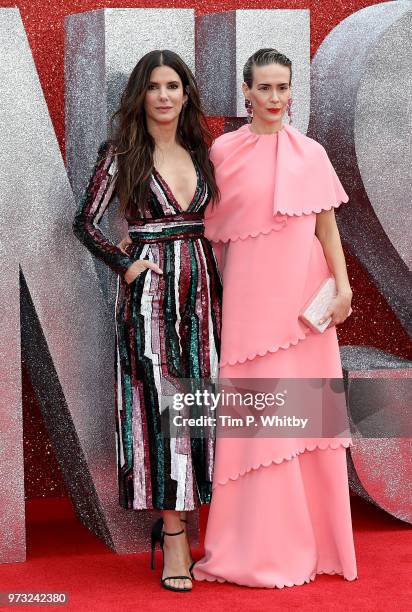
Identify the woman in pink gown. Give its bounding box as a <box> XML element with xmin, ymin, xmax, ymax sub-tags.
<box><xmin>192</xmin><ymin>49</ymin><xmax>358</xmax><ymax>588</ymax></box>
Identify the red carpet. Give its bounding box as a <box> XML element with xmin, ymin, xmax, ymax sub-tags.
<box><xmin>1</xmin><ymin>495</ymin><xmax>411</xmax><ymax>611</ymax></box>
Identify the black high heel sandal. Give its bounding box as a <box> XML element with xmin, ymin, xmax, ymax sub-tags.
<box><xmin>150</xmin><ymin>518</ymin><xmax>193</xmax><ymax>592</ymax></box>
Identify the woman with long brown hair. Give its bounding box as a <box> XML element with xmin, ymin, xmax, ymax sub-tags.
<box><xmin>72</xmin><ymin>50</ymin><xmax>222</xmax><ymax>593</ymax></box>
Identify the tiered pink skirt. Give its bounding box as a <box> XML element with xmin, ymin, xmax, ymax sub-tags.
<box><xmin>193</xmin><ymin>326</ymin><xmax>358</xmax><ymax>588</ymax></box>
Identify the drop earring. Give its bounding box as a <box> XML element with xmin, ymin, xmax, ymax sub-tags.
<box><xmin>287</xmin><ymin>97</ymin><xmax>293</xmax><ymax>125</ymax></box>
<box><xmin>245</xmin><ymin>98</ymin><xmax>253</xmax><ymax>123</ymax></box>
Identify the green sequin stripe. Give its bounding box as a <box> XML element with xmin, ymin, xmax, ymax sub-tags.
<box><xmin>187</xmin><ymin>241</ymin><xmax>201</xmax><ymax>379</ymax></box>
<box><xmin>162</xmin><ymin>241</ymin><xmax>184</xmax><ymax>378</ymax></box>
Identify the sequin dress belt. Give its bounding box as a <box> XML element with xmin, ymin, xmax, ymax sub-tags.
<box><xmin>128</xmin><ymin>218</ymin><xmax>205</xmax><ymax>243</ymax></box>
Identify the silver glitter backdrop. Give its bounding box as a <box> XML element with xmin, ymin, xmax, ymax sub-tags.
<box><xmin>0</xmin><ymin>8</ymin><xmax>30</xmax><ymax>564</ymax></box>
<box><xmin>310</xmin><ymin>0</ymin><xmax>412</xmax><ymax>524</ymax></box>
<box><xmin>196</xmin><ymin>9</ymin><xmax>310</xmax><ymax>133</ymax></box>
<box><xmin>1</xmin><ymin>8</ymin><xmax>181</xmax><ymax>563</ymax></box>
<box><xmin>341</xmin><ymin>346</ymin><xmax>411</xmax><ymax>523</ymax></box>
<box><xmin>308</xmin><ymin>0</ymin><xmax>412</xmax><ymax>336</ymax></box>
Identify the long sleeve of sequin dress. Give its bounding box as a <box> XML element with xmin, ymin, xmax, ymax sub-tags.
<box><xmin>72</xmin><ymin>142</ymin><xmax>134</xmax><ymax>275</ymax></box>
<box><xmin>73</xmin><ymin>142</ymin><xmax>222</xmax><ymax>512</ymax></box>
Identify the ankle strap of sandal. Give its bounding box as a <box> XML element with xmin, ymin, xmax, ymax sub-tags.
<box><xmin>162</xmin><ymin>528</ymin><xmax>185</xmax><ymax>536</ymax></box>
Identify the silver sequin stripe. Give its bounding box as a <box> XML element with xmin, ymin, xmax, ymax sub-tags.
<box><xmin>129</xmin><ymin>220</ymin><xmax>205</xmax><ymax>233</ymax></box>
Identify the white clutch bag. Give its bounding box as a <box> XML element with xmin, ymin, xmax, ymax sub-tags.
<box><xmin>298</xmin><ymin>277</ymin><xmax>352</xmax><ymax>334</ymax></box>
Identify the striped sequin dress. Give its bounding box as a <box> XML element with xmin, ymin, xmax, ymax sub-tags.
<box><xmin>73</xmin><ymin>142</ymin><xmax>222</xmax><ymax>511</ymax></box>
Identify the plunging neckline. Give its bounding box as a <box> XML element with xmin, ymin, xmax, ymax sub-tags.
<box><xmin>153</xmin><ymin>156</ymin><xmax>200</xmax><ymax>213</ymax></box>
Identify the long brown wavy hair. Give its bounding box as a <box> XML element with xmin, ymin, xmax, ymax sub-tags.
<box><xmin>109</xmin><ymin>50</ymin><xmax>220</xmax><ymax>218</ymax></box>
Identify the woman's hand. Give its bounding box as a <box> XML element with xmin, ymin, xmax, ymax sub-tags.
<box><xmin>124</xmin><ymin>259</ymin><xmax>163</xmax><ymax>285</ymax></box>
<box><xmin>116</xmin><ymin>236</ymin><xmax>163</xmax><ymax>285</ymax></box>
<box><xmin>319</xmin><ymin>290</ymin><xmax>353</xmax><ymax>327</ymax></box>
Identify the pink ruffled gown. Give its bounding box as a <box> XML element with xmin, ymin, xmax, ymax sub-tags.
<box><xmin>193</xmin><ymin>124</ymin><xmax>358</xmax><ymax>588</ymax></box>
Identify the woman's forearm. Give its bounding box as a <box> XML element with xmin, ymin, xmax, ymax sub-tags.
<box><xmin>316</xmin><ymin>224</ymin><xmax>352</xmax><ymax>296</ymax></box>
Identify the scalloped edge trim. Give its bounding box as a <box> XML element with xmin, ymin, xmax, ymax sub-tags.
<box><xmin>276</xmin><ymin>199</ymin><xmax>348</xmax><ymax>217</ymax></box>
<box><xmin>212</xmin><ymin>440</ymin><xmax>354</xmax><ymax>488</ymax></box>
<box><xmin>220</xmin><ymin>328</ymin><xmax>311</xmax><ymax>367</ymax></box>
<box><xmin>194</xmin><ymin>567</ymin><xmax>358</xmax><ymax>589</ymax></box>
<box><xmin>207</xmin><ymin>221</ymin><xmax>287</xmax><ymax>244</ymax></box>
<box><xmin>207</xmin><ymin>200</ymin><xmax>347</xmax><ymax>243</ymax></box>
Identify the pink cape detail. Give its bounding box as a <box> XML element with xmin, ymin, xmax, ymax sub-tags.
<box><xmin>204</xmin><ymin>123</ymin><xmax>348</xmax><ymax>243</ymax></box>
<box><xmin>204</xmin><ymin>123</ymin><xmax>349</xmax><ymax>367</ymax></box>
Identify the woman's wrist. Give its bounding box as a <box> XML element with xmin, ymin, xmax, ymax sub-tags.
<box><xmin>337</xmin><ymin>287</ymin><xmax>353</xmax><ymax>299</ymax></box>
